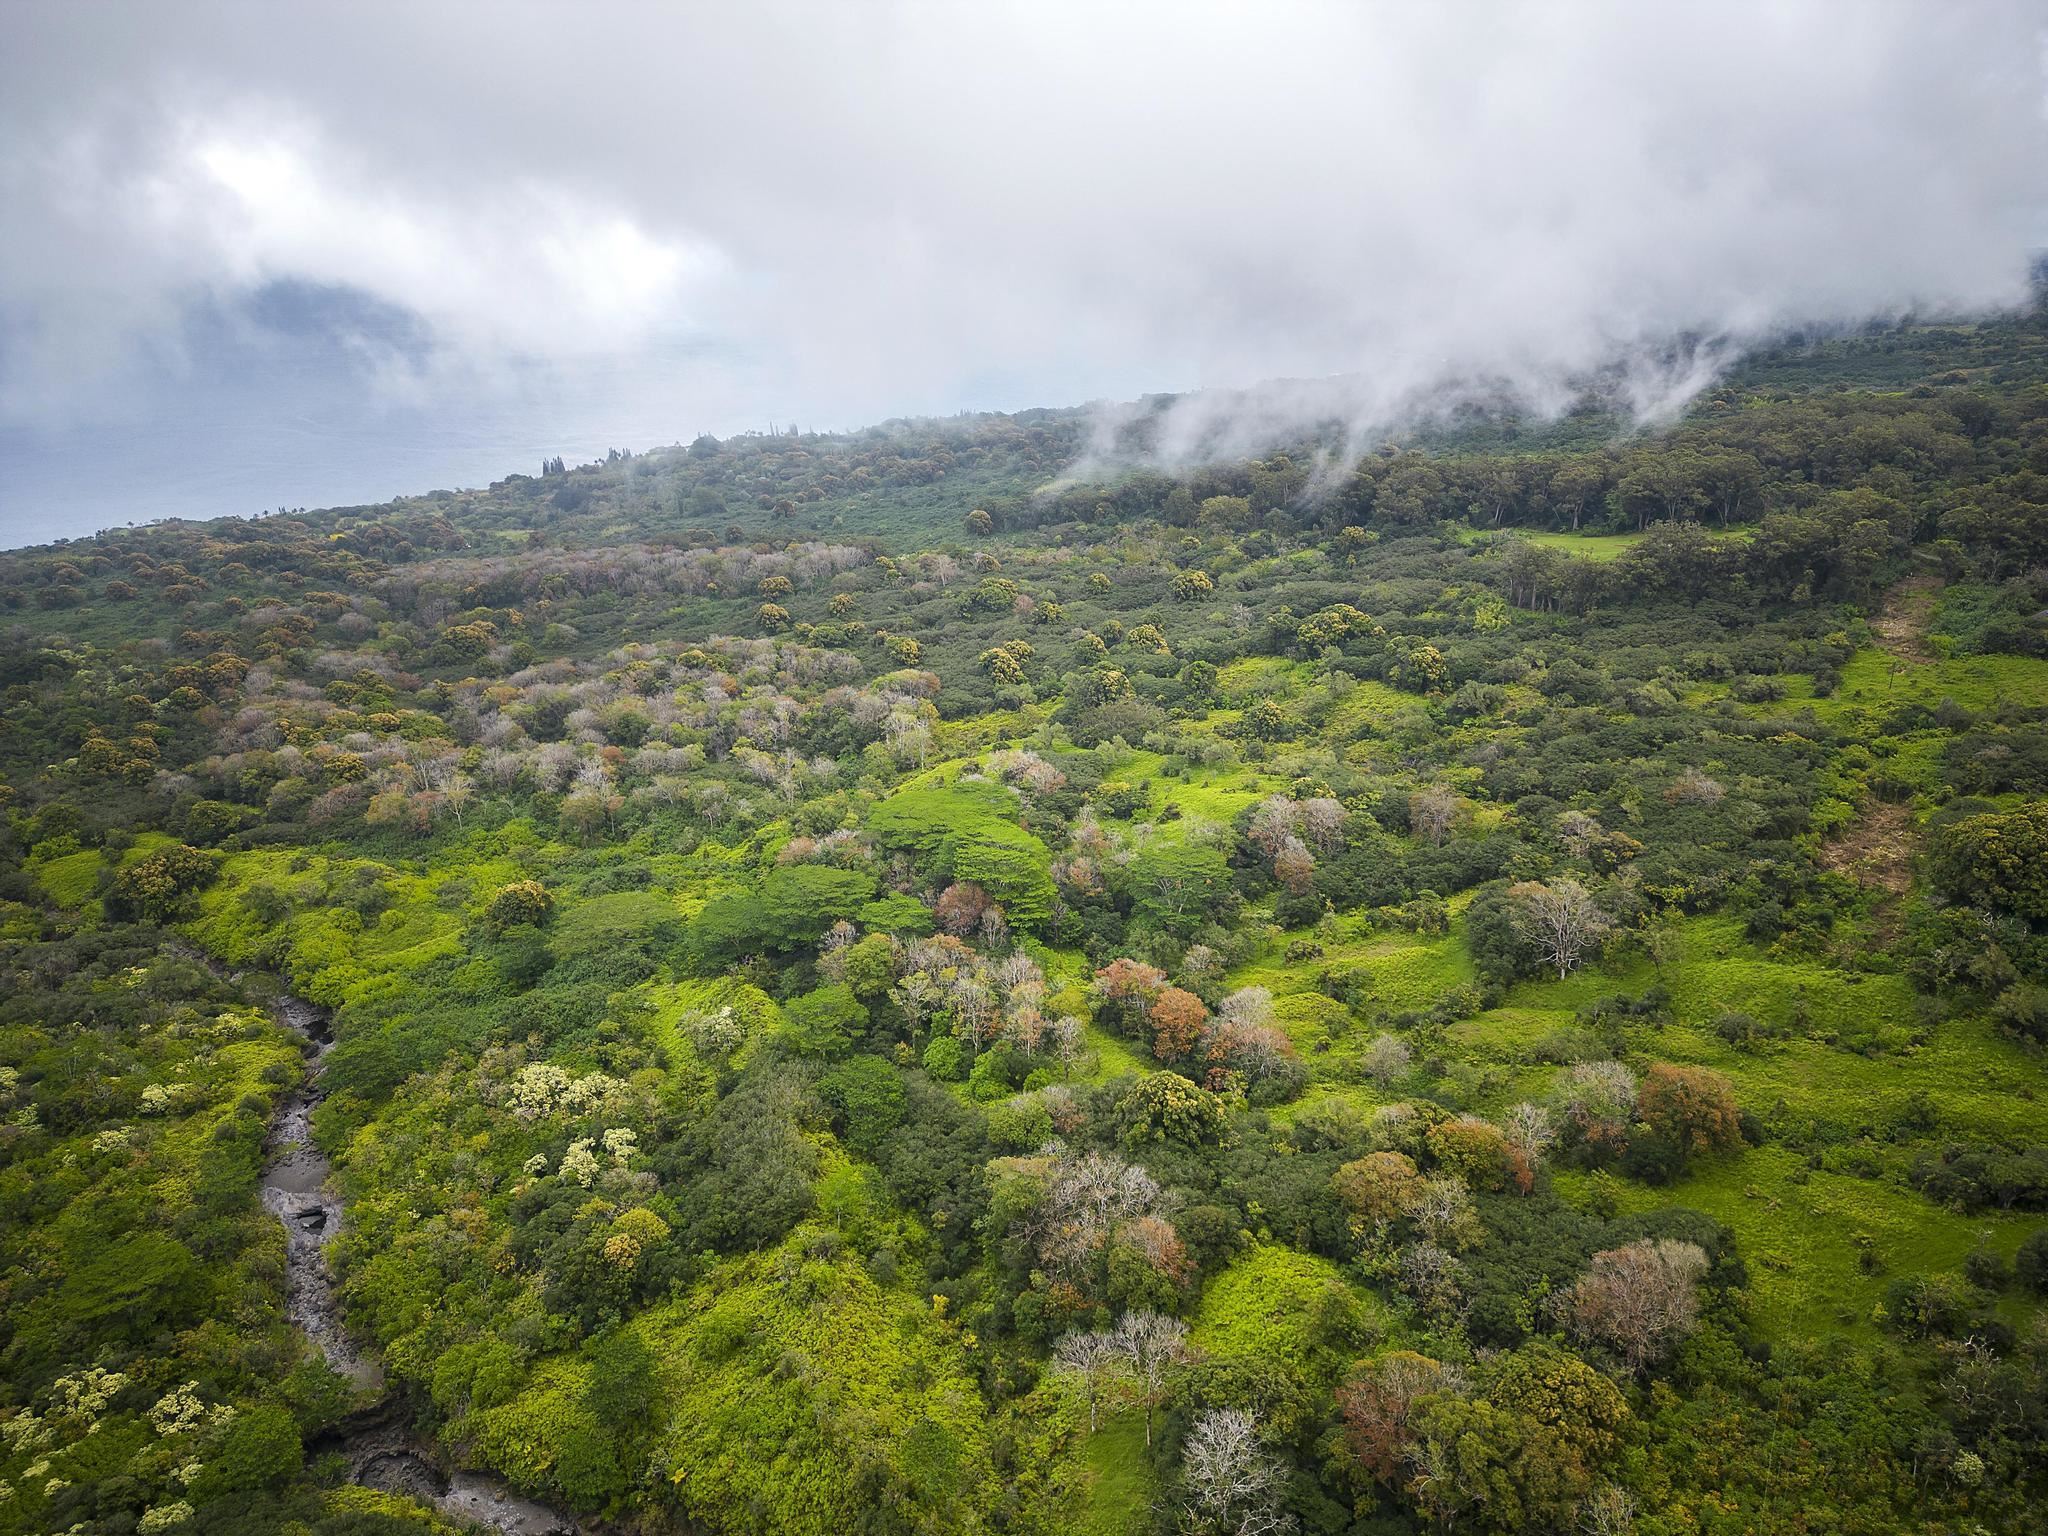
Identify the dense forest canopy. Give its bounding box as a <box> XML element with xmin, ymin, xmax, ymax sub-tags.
<box><xmin>2</xmin><ymin>311</ymin><xmax>2048</xmax><ymax>1536</ymax></box>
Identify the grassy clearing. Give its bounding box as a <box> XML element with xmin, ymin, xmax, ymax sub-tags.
<box><xmin>1515</xmin><ymin>530</ymin><xmax>1649</xmax><ymax>562</ymax></box>
<box><xmin>1794</xmin><ymin>646</ymin><xmax>2048</xmax><ymax>724</ymax></box>
<box><xmin>1425</xmin><ymin>914</ymin><xmax>2048</xmax><ymax>1336</ymax></box>
<box><xmin>1326</xmin><ymin>678</ymin><xmax>1432</xmax><ymax>739</ymax></box>
<box><xmin>1215</xmin><ymin>656</ymin><xmax>1308</xmax><ymax>702</ymax></box>
<box><xmin>1077</xmin><ymin>1025</ymin><xmax>1148</xmax><ymax>1084</ymax></box>
<box><xmin>1463</xmin><ymin>527</ymin><xmax>1756</xmax><ymax>563</ymax></box>
<box><xmin>643</xmin><ymin>976</ymin><xmax>782</xmax><ymax>1062</ymax></box>
<box><xmin>187</xmin><ymin>848</ymin><xmax>470</xmax><ymax>1006</ymax></box>
<box><xmin>1075</xmin><ymin>1412</ymin><xmax>1155</xmax><ymax>1536</ymax></box>
<box><xmin>1228</xmin><ymin>922</ymin><xmax>1474</xmax><ymax>1026</ymax></box>
<box><xmin>32</xmin><ymin>845</ymin><xmax>102</xmax><ymax>907</ymax></box>
<box><xmin>1556</xmin><ymin>1150</ymin><xmax>2037</xmax><ymax>1338</ymax></box>
<box><xmin>1099</xmin><ymin>747</ymin><xmax>1281</xmax><ymax>830</ymax></box>
<box><xmin>935</xmin><ymin>706</ymin><xmax>1048</xmax><ymax>756</ymax></box>
<box><xmin>1227</xmin><ymin>903</ymin><xmax>2047</xmax><ymax>1341</ymax></box>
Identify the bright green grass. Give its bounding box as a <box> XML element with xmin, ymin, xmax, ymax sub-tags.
<box><xmin>1504</xmin><ymin>914</ymin><xmax>1919</xmax><ymax>1047</ymax></box>
<box><xmin>642</xmin><ymin>976</ymin><xmax>782</xmax><ymax>1065</ymax></box>
<box><xmin>1556</xmin><ymin>1149</ymin><xmax>2038</xmax><ymax>1339</ymax></box>
<box><xmin>1464</xmin><ymin>527</ymin><xmax>1754</xmax><ymax>563</ymax></box>
<box><xmin>1423</xmin><ymin>913</ymin><xmax>2048</xmax><ymax>1336</ymax></box>
<box><xmin>1221</xmin><ymin>920</ymin><xmax>1478</xmax><ymax>1088</ymax></box>
<box><xmin>1215</xmin><ymin>656</ymin><xmax>1308</xmax><ymax>703</ymax></box>
<box><xmin>1229</xmin><ymin>924</ymin><xmax>1474</xmax><ymax>1031</ymax></box>
<box><xmin>1801</xmin><ymin>646</ymin><xmax>2048</xmax><ymax>723</ymax></box>
<box><xmin>1326</xmin><ymin>678</ymin><xmax>1431</xmax><ymax>739</ymax></box>
<box><xmin>1868</xmin><ymin>731</ymin><xmax>1951</xmax><ymax>793</ymax></box>
<box><xmin>1075</xmin><ymin>1412</ymin><xmax>1155</xmax><ymax>1536</ymax></box>
<box><xmin>1516</xmin><ymin>530</ymin><xmax>1649</xmax><ymax>562</ymax></box>
<box><xmin>1078</xmin><ymin>1025</ymin><xmax>1148</xmax><ymax>1084</ymax></box>
<box><xmin>32</xmin><ymin>846</ymin><xmax>103</xmax><ymax>907</ymax></box>
<box><xmin>935</xmin><ymin>705</ymin><xmax>1049</xmax><ymax>755</ymax></box>
<box><xmin>1100</xmin><ymin>749</ymin><xmax>1281</xmax><ymax>829</ymax></box>
<box><xmin>1486</xmin><ymin>916</ymin><xmax>2044</xmax><ymax>1134</ymax></box>
<box><xmin>1229</xmin><ymin>902</ymin><xmax>2047</xmax><ymax>1339</ymax></box>
<box><xmin>187</xmin><ymin>849</ymin><xmax>468</xmax><ymax>1007</ymax></box>
<box><xmin>117</xmin><ymin>830</ymin><xmax>177</xmax><ymax>863</ymax></box>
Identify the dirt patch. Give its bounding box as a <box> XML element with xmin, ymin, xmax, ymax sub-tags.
<box><xmin>1820</xmin><ymin>798</ymin><xmax>1913</xmax><ymax>897</ymax></box>
<box><xmin>1871</xmin><ymin>575</ymin><xmax>1942</xmax><ymax>662</ymax></box>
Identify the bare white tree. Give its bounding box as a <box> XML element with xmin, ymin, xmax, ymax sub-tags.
<box><xmin>1554</xmin><ymin>1061</ymin><xmax>1638</xmax><ymax>1148</ymax></box>
<box><xmin>1509</xmin><ymin>878</ymin><xmax>1612</xmax><ymax>979</ymax></box>
<box><xmin>1037</xmin><ymin>1151</ymin><xmax>1164</xmax><ymax>1273</ymax></box>
<box><xmin>1181</xmin><ymin>943</ymin><xmax>1222</xmax><ymax>986</ymax></box>
<box><xmin>1564</xmin><ymin>1239</ymin><xmax>1710</xmax><ymax>1372</ymax></box>
<box><xmin>1299</xmin><ymin>797</ymin><xmax>1349</xmax><ymax>855</ymax></box>
<box><xmin>889</xmin><ymin>970</ymin><xmax>942</xmax><ymax>1036</ymax></box>
<box><xmin>1667</xmin><ymin>768</ymin><xmax>1725</xmax><ymax>805</ymax></box>
<box><xmin>1111</xmin><ymin>1310</ymin><xmax>1193</xmax><ymax>1446</ymax></box>
<box><xmin>1246</xmin><ymin>795</ymin><xmax>1303</xmax><ymax>858</ymax></box>
<box><xmin>1218</xmin><ymin>987</ymin><xmax>1275</xmax><ymax>1032</ymax></box>
<box><xmin>1409</xmin><ymin>785</ymin><xmax>1458</xmax><ymax>846</ymax></box>
<box><xmin>1362</xmin><ymin>1034</ymin><xmax>1412</xmax><ymax>1088</ymax></box>
<box><xmin>1558</xmin><ymin>809</ymin><xmax>1604</xmax><ymax>859</ymax></box>
<box><xmin>1410</xmin><ymin>1175</ymin><xmax>1479</xmax><ymax>1249</ymax></box>
<box><xmin>1051</xmin><ymin>1328</ymin><xmax>1133</xmax><ymax>1432</ymax></box>
<box><xmin>1581</xmin><ymin>1484</ymin><xmax>1638</xmax><ymax>1536</ymax></box>
<box><xmin>1049</xmin><ymin>1015</ymin><xmax>1086</xmax><ymax>1078</ymax></box>
<box><xmin>949</xmin><ymin>975</ymin><xmax>998</xmax><ymax>1052</ymax></box>
<box><xmin>1179</xmin><ymin>1408</ymin><xmax>1295</xmax><ymax>1536</ymax></box>
<box><xmin>1398</xmin><ymin>1241</ymin><xmax>1466</xmax><ymax>1319</ymax></box>
<box><xmin>1502</xmin><ymin>1101</ymin><xmax>1556</xmax><ymax>1181</ymax></box>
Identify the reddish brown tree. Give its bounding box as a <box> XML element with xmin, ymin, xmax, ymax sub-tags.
<box><xmin>1273</xmin><ymin>835</ymin><xmax>1317</xmax><ymax>895</ymax></box>
<box><xmin>1638</xmin><ymin>1063</ymin><xmax>1742</xmax><ymax>1160</ymax></box>
<box><xmin>1337</xmin><ymin>1351</ymin><xmax>1457</xmax><ymax>1483</ymax></box>
<box><xmin>1148</xmin><ymin>986</ymin><xmax>1209</xmax><ymax>1062</ymax></box>
<box><xmin>934</xmin><ymin>880</ymin><xmax>995</xmax><ymax>937</ymax></box>
<box><xmin>1093</xmin><ymin>956</ymin><xmax>1167</xmax><ymax>1035</ymax></box>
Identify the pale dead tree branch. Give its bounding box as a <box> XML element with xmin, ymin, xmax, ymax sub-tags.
<box><xmin>1111</xmin><ymin>1309</ymin><xmax>1193</xmax><ymax>1446</ymax></box>
<box><xmin>1510</xmin><ymin>877</ymin><xmax>1611</xmax><ymax>979</ymax></box>
<box><xmin>1178</xmin><ymin>1407</ymin><xmax>1295</xmax><ymax>1536</ymax></box>
<box><xmin>1050</xmin><ymin>1329</ymin><xmax>1134</xmax><ymax>1433</ymax></box>
<box><xmin>1564</xmin><ymin>1239</ymin><xmax>1710</xmax><ymax>1372</ymax></box>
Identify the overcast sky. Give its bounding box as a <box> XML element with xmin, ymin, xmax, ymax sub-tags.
<box><xmin>2</xmin><ymin>1</ymin><xmax>2045</xmax><ymax>546</ymax></box>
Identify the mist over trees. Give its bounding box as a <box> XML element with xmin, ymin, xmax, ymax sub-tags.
<box><xmin>0</xmin><ymin>311</ymin><xmax>2045</xmax><ymax>1535</ymax></box>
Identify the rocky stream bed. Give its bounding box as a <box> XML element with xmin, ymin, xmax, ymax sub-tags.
<box><xmin>259</xmin><ymin>990</ymin><xmax>580</xmax><ymax>1536</ymax></box>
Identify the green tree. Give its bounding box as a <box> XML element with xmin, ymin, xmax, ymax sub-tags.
<box><xmin>190</xmin><ymin>1404</ymin><xmax>303</xmax><ymax>1500</ymax></box>
<box><xmin>1117</xmin><ymin>1071</ymin><xmax>1225</xmax><ymax>1146</ymax></box>
<box><xmin>486</xmin><ymin>879</ymin><xmax>554</xmax><ymax>932</ymax></box>
<box><xmin>779</xmin><ymin>984</ymin><xmax>865</xmax><ymax>1058</ymax></box>
<box><xmin>107</xmin><ymin>844</ymin><xmax>217</xmax><ymax>920</ymax></box>
<box><xmin>819</xmin><ymin>1056</ymin><xmax>907</xmax><ymax>1155</ymax></box>
<box><xmin>1408</xmin><ymin>1344</ymin><xmax>1630</xmax><ymax>1533</ymax></box>
<box><xmin>839</xmin><ymin>933</ymin><xmax>898</xmax><ymax>998</ymax></box>
<box><xmin>1127</xmin><ymin>841</ymin><xmax>1232</xmax><ymax>937</ymax></box>
<box><xmin>1930</xmin><ymin>802</ymin><xmax>2048</xmax><ymax>919</ymax></box>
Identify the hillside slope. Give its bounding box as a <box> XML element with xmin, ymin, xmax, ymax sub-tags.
<box><xmin>1</xmin><ymin>317</ymin><xmax>2046</xmax><ymax>1535</ymax></box>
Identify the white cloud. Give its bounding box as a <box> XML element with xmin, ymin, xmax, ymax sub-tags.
<box><xmin>0</xmin><ymin>0</ymin><xmax>2044</xmax><ymax>519</ymax></box>
<box><xmin>171</xmin><ymin>123</ymin><xmax>712</xmax><ymax>355</ymax></box>
<box><xmin>0</xmin><ymin>96</ymin><xmax>718</xmax><ymax>425</ymax></box>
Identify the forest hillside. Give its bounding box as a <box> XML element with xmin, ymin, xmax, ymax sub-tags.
<box><xmin>3</xmin><ymin>313</ymin><xmax>2048</xmax><ymax>1536</ymax></box>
